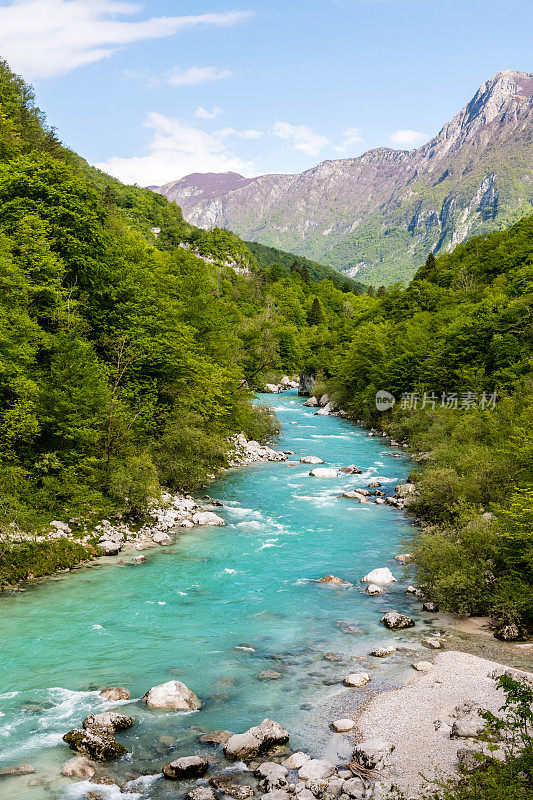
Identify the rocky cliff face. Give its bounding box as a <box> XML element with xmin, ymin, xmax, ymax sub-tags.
<box><xmin>152</xmin><ymin>70</ymin><xmax>533</xmax><ymax>284</ymax></box>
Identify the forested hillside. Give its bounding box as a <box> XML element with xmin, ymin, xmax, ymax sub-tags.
<box><xmin>244</xmin><ymin>240</ymin><xmax>365</xmax><ymax>291</ymax></box>
<box><xmin>325</xmin><ymin>217</ymin><xmax>533</xmax><ymax>630</ymax></box>
<box><xmin>0</xmin><ymin>59</ymin><xmax>366</xmax><ymax>535</ymax></box>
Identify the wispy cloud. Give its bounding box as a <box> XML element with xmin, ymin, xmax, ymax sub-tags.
<box><xmin>95</xmin><ymin>111</ymin><xmax>255</xmax><ymax>186</ymax></box>
<box><xmin>168</xmin><ymin>66</ymin><xmax>233</xmax><ymax>87</ymax></box>
<box><xmin>194</xmin><ymin>105</ymin><xmax>223</xmax><ymax>120</ymax></box>
<box><xmin>389</xmin><ymin>129</ymin><xmax>429</xmax><ymax>149</ymax></box>
<box><xmin>0</xmin><ymin>1</ymin><xmax>252</xmax><ymax>79</ymax></box>
<box><xmin>335</xmin><ymin>125</ymin><xmax>364</xmax><ymax>152</ymax></box>
<box><xmin>273</xmin><ymin>121</ymin><xmax>329</xmax><ymax>156</ymax></box>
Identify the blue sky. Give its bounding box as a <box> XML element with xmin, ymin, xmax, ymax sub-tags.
<box><xmin>0</xmin><ymin>0</ymin><xmax>530</xmax><ymax>185</ymax></box>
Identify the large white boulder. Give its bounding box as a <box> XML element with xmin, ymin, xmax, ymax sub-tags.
<box><xmin>300</xmin><ymin>456</ymin><xmax>324</xmax><ymax>464</ymax></box>
<box><xmin>142</xmin><ymin>680</ymin><xmax>202</xmax><ymax>711</ymax></box>
<box><xmin>361</xmin><ymin>568</ymin><xmax>397</xmax><ymax>585</ymax></box>
<box><xmin>309</xmin><ymin>468</ymin><xmax>338</xmax><ymax>478</ymax></box>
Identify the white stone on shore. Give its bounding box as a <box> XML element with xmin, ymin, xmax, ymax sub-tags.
<box><xmin>361</xmin><ymin>568</ymin><xmax>397</xmax><ymax>585</ymax></box>
<box><xmin>371</xmin><ymin>645</ymin><xmax>396</xmax><ymax>657</ymax></box>
<box><xmin>152</xmin><ymin>531</ymin><xmax>172</xmax><ymax>544</ymax></box>
<box><xmin>331</xmin><ymin>718</ymin><xmax>355</xmax><ymax>732</ymax></box>
<box><xmin>412</xmin><ymin>661</ymin><xmax>433</xmax><ymax>673</ymax></box>
<box><xmin>298</xmin><ymin>759</ymin><xmax>336</xmax><ymax>781</ymax></box>
<box><xmin>343</xmin><ymin>672</ymin><xmax>370</xmax><ymax>687</ymax></box>
<box><xmin>282</xmin><ymin>752</ymin><xmax>311</xmax><ymax>769</ymax></box>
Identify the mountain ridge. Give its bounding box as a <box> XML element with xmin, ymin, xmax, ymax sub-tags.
<box><xmin>152</xmin><ymin>69</ymin><xmax>533</xmax><ymax>284</ymax></box>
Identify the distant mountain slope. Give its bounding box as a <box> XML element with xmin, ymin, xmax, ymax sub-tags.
<box><xmin>245</xmin><ymin>240</ymin><xmax>364</xmax><ymax>291</ymax></box>
<box><xmin>152</xmin><ymin>70</ymin><xmax>533</xmax><ymax>284</ymax></box>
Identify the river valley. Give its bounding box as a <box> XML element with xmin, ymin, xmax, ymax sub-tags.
<box><xmin>0</xmin><ymin>391</ymin><xmax>494</xmax><ymax>799</ymax></box>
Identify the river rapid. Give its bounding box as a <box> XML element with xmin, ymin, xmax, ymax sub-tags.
<box><xmin>0</xmin><ymin>390</ymin><xmax>435</xmax><ymax>800</ymax></box>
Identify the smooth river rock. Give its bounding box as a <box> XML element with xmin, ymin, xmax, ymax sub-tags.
<box><xmin>343</xmin><ymin>672</ymin><xmax>370</xmax><ymax>687</ymax></box>
<box><xmin>163</xmin><ymin>755</ymin><xmax>209</xmax><ymax>779</ymax></box>
<box><xmin>361</xmin><ymin>568</ymin><xmax>397</xmax><ymax>585</ymax></box>
<box><xmin>300</xmin><ymin>455</ymin><xmax>324</xmax><ymax>464</ymax></box>
<box><xmin>365</xmin><ymin>584</ymin><xmax>385</xmax><ymax>595</ymax></box>
<box><xmin>331</xmin><ymin>718</ymin><xmax>355</xmax><ymax>732</ymax></box>
<box><xmin>61</xmin><ymin>757</ymin><xmax>96</xmax><ymax>779</ymax></box>
<box><xmin>143</xmin><ymin>680</ymin><xmax>202</xmax><ymax>711</ymax></box>
<box><xmin>317</xmin><ymin>575</ymin><xmax>351</xmax><ymax>586</ymax></box>
<box><xmin>298</xmin><ymin>758</ymin><xmax>336</xmax><ymax>781</ymax></box>
<box><xmin>224</xmin><ymin>718</ymin><xmax>289</xmax><ymax>760</ymax></box>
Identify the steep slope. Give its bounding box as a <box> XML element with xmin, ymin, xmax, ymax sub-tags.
<box><xmin>153</xmin><ymin>70</ymin><xmax>533</xmax><ymax>284</ymax></box>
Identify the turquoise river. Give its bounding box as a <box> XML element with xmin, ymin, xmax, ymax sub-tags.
<box><xmin>0</xmin><ymin>391</ymin><xmax>435</xmax><ymax>800</ymax></box>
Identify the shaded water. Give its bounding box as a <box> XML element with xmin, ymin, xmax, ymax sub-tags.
<box><xmin>0</xmin><ymin>391</ymin><xmax>427</xmax><ymax>799</ymax></box>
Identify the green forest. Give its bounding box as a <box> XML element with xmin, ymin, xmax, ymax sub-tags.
<box><xmin>0</xmin><ymin>56</ymin><xmax>532</xmax><ymax>637</ymax></box>
<box><xmin>0</xmin><ymin>59</ymin><xmax>366</xmax><ymax>543</ymax></box>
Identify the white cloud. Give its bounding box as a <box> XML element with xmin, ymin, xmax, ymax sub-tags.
<box><xmin>335</xmin><ymin>125</ymin><xmax>364</xmax><ymax>152</ymax></box>
<box><xmin>217</xmin><ymin>126</ymin><xmax>263</xmax><ymax>140</ymax></box>
<box><xmin>389</xmin><ymin>129</ymin><xmax>429</xmax><ymax>149</ymax></box>
<box><xmin>168</xmin><ymin>66</ymin><xmax>233</xmax><ymax>87</ymax></box>
<box><xmin>0</xmin><ymin>1</ymin><xmax>252</xmax><ymax>79</ymax></box>
<box><xmin>273</xmin><ymin>121</ymin><xmax>329</xmax><ymax>156</ymax></box>
<box><xmin>194</xmin><ymin>105</ymin><xmax>223</xmax><ymax>120</ymax></box>
<box><xmin>94</xmin><ymin>111</ymin><xmax>255</xmax><ymax>186</ymax></box>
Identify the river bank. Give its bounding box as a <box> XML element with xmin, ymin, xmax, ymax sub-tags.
<box><xmin>0</xmin><ymin>390</ymin><xmax>530</xmax><ymax>800</ymax></box>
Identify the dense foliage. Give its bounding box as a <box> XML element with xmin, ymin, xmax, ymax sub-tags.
<box><xmin>326</xmin><ymin>217</ymin><xmax>533</xmax><ymax>627</ymax></box>
<box><xmin>245</xmin><ymin>239</ymin><xmax>365</xmax><ymax>291</ymax></box>
<box><xmin>0</xmin><ymin>59</ymin><xmax>362</xmax><ymax>540</ymax></box>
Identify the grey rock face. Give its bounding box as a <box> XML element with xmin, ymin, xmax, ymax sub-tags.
<box><xmin>153</xmin><ymin>71</ymin><xmax>533</xmax><ymax>285</ymax></box>
<box><xmin>298</xmin><ymin>373</ymin><xmax>315</xmax><ymax>396</ymax></box>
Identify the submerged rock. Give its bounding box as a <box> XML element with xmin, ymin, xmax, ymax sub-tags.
<box><xmin>143</xmin><ymin>680</ymin><xmax>202</xmax><ymax>711</ymax></box>
<box><xmin>224</xmin><ymin>718</ymin><xmax>289</xmax><ymax>760</ymax></box>
<box><xmin>210</xmin><ymin>773</ymin><xmax>255</xmax><ymax>798</ymax></box>
<box><xmin>370</xmin><ymin>645</ymin><xmax>396</xmax><ymax>657</ymax></box>
<box><xmin>317</xmin><ymin>575</ymin><xmax>351</xmax><ymax>586</ymax></box>
<box><xmin>0</xmin><ymin>763</ymin><xmax>36</xmax><ymax>777</ymax></box>
<box><xmin>380</xmin><ymin>611</ymin><xmax>415</xmax><ymax>629</ymax></box>
<box><xmin>98</xmin><ymin>687</ymin><xmax>130</xmax><ymax>702</ymax></box>
<box><xmin>343</xmin><ymin>672</ymin><xmax>370</xmax><ymax>687</ymax></box>
<box><xmin>198</xmin><ymin>729</ymin><xmax>234</xmax><ymax>745</ymax></box>
<box><xmin>61</xmin><ymin>757</ymin><xmax>96</xmax><ymax>779</ymax></box>
<box><xmin>163</xmin><ymin>755</ymin><xmax>209</xmax><ymax>780</ymax></box>
<box><xmin>257</xmin><ymin>671</ymin><xmax>282</xmax><ymax>680</ymax></box>
<box><xmin>63</xmin><ymin>728</ymin><xmax>128</xmax><ymax>761</ymax></box>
